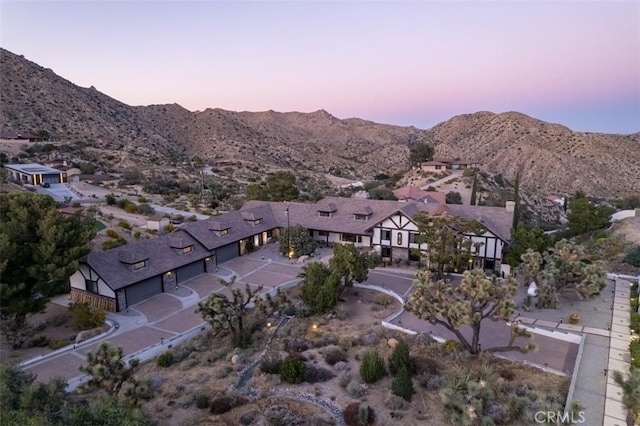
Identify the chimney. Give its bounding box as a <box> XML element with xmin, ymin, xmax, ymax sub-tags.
<box><xmin>505</xmin><ymin>201</ymin><xmax>515</xmax><ymax>212</ymax></box>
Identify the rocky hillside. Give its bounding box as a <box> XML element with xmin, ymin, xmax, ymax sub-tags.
<box><xmin>1</xmin><ymin>48</ymin><xmax>638</xmax><ymax>198</ymax></box>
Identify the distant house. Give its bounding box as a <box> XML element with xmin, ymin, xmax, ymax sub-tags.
<box><xmin>5</xmin><ymin>163</ymin><xmax>67</xmax><ymax>185</ymax></box>
<box><xmin>393</xmin><ymin>186</ymin><xmax>446</xmax><ymax>203</ymax></box>
<box><xmin>420</xmin><ymin>160</ymin><xmax>448</xmax><ymax>172</ymax></box>
<box><xmin>338</xmin><ymin>180</ymin><xmax>364</xmax><ymax>189</ymax></box>
<box><xmin>545</xmin><ymin>195</ymin><xmax>565</xmax><ymax>207</ymax></box>
<box><xmin>70</xmin><ymin>197</ymin><xmax>514</xmax><ymax>312</ymax></box>
<box><xmin>0</xmin><ymin>132</ymin><xmax>46</xmax><ymax>142</ymax></box>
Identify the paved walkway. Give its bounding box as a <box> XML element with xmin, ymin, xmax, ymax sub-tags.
<box><xmin>20</xmin><ymin>246</ymin><xmax>636</xmax><ymax>426</ymax></box>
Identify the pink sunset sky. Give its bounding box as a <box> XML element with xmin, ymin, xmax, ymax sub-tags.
<box><xmin>1</xmin><ymin>1</ymin><xmax>638</xmax><ymax>134</ymax></box>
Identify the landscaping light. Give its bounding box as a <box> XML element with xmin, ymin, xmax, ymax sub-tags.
<box><xmin>312</xmin><ymin>324</ymin><xmax>318</xmax><ymax>331</ymax></box>
<box><xmin>267</xmin><ymin>322</ymin><xmax>272</xmax><ymax>328</ymax></box>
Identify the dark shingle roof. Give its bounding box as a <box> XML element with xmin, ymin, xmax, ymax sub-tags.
<box><xmin>85</xmin><ymin>230</ymin><xmax>209</xmax><ymax>291</ymax></box>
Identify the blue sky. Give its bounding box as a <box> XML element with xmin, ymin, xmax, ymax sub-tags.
<box><xmin>1</xmin><ymin>0</ymin><xmax>638</xmax><ymax>134</ymax></box>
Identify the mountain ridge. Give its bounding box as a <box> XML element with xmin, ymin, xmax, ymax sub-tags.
<box><xmin>1</xmin><ymin>48</ymin><xmax>638</xmax><ymax>198</ymax></box>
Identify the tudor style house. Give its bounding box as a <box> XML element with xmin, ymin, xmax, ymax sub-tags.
<box><xmin>69</xmin><ymin>196</ymin><xmax>514</xmax><ymax>312</ymax></box>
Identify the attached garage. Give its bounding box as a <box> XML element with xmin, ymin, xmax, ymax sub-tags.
<box><xmin>216</xmin><ymin>242</ymin><xmax>239</xmax><ymax>265</ymax></box>
<box><xmin>177</xmin><ymin>260</ymin><xmax>205</xmax><ymax>284</ymax></box>
<box><xmin>125</xmin><ymin>277</ymin><xmax>162</xmax><ymax>307</ymax></box>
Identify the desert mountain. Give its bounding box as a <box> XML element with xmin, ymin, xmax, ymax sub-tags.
<box><xmin>1</xmin><ymin>48</ymin><xmax>638</xmax><ymax>198</ymax></box>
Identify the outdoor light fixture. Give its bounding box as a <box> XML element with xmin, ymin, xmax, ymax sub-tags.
<box><xmin>527</xmin><ymin>282</ymin><xmax>538</xmax><ymax>297</ymax></box>
<box><xmin>267</xmin><ymin>322</ymin><xmax>272</xmax><ymax>328</ymax></box>
<box><xmin>312</xmin><ymin>324</ymin><xmax>318</xmax><ymax>330</ymax></box>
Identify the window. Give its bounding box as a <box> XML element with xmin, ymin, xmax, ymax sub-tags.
<box><xmin>409</xmin><ymin>233</ymin><xmax>418</xmax><ymax>244</ymax></box>
<box><xmin>220</xmin><ymin>229</ymin><xmax>229</xmax><ymax>236</ymax></box>
<box><xmin>133</xmin><ymin>260</ymin><xmax>147</xmax><ymax>270</ymax></box>
<box><xmin>397</xmin><ymin>233</ymin><xmax>403</xmax><ymax>246</ymax></box>
<box><xmin>381</xmin><ymin>230</ymin><xmax>391</xmax><ymax>240</ymax></box>
<box><xmin>85</xmin><ymin>279</ymin><xmax>98</xmax><ymax>294</ymax></box>
<box><xmin>318</xmin><ymin>211</ymin><xmax>331</xmax><ymax>217</ymax></box>
<box><xmin>182</xmin><ymin>246</ymin><xmax>193</xmax><ymax>254</ymax></box>
<box><xmin>340</xmin><ymin>234</ymin><xmax>362</xmax><ymax>243</ymax></box>
<box><xmin>253</xmin><ymin>219</ymin><xmax>262</xmax><ymax>225</ymax></box>
<box><xmin>354</xmin><ymin>214</ymin><xmax>368</xmax><ymax>221</ymax></box>
<box><xmin>318</xmin><ymin>230</ymin><xmax>329</xmax><ymax>236</ymax></box>
<box><xmin>381</xmin><ymin>247</ymin><xmax>391</xmax><ymax>258</ymax></box>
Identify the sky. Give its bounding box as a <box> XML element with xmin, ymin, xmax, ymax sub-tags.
<box><xmin>1</xmin><ymin>1</ymin><xmax>639</xmax><ymax>134</ymax></box>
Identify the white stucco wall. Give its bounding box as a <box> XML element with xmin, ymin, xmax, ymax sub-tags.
<box><xmin>69</xmin><ymin>265</ymin><xmax>115</xmax><ymax>298</ymax></box>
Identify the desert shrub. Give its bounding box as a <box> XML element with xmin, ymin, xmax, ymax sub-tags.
<box><xmin>209</xmin><ymin>394</ymin><xmax>247</xmax><ymax>414</ymax></box>
<box><xmin>69</xmin><ymin>302</ymin><xmax>106</xmax><ymax>330</ymax></box>
<box><xmin>334</xmin><ymin>304</ymin><xmax>350</xmax><ymax>320</ymax></box>
<box><xmin>163</xmin><ymin>224</ymin><xmax>176</xmax><ymax>233</ymax></box>
<box><xmin>373</xmin><ymin>293</ymin><xmax>394</xmax><ymax>306</ymax></box>
<box><xmin>156</xmin><ymin>351</ymin><xmax>173</xmax><ymax>368</ymax></box>
<box><xmin>415</xmin><ymin>356</ymin><xmax>443</xmax><ymax>376</ymax></box>
<box><xmin>346</xmin><ymin>381</ymin><xmax>367</xmax><ymax>398</ymax></box>
<box><xmin>187</xmin><ymin>215</ymin><xmax>198</xmax><ymax>222</ymax></box>
<box><xmin>388</xmin><ymin>339</ymin><xmax>415</xmax><ymax>375</ymax></box>
<box><xmin>28</xmin><ymin>335</ymin><xmax>49</xmax><ymax>348</ymax></box>
<box><xmin>137</xmin><ymin>196</ymin><xmax>147</xmax><ymax>203</ymax></box>
<box><xmin>265</xmin><ymin>404</ymin><xmax>302</xmax><ymax>425</ymax></box>
<box><xmin>105</xmin><ymin>193</ymin><xmax>117</xmax><ymax>205</ymax></box>
<box><xmin>280</xmin><ymin>357</ymin><xmax>307</xmax><ymax>384</ymax></box>
<box><xmin>49</xmin><ymin>338</ymin><xmax>72</xmax><ymax>350</ymax></box>
<box><xmin>102</xmin><ymin>238</ymin><xmax>127</xmax><ymax>250</ymax></box>
<box><xmin>359</xmin><ymin>350</ymin><xmax>386</xmax><ymax>383</ymax></box>
<box><xmin>324</xmin><ymin>347</ymin><xmax>348</xmax><ymax>365</ymax></box>
<box><xmin>385</xmin><ymin>393</ymin><xmax>410</xmax><ymax>410</ymax></box>
<box><xmin>338</xmin><ymin>335</ymin><xmax>354</xmax><ymax>351</ymax></box>
<box><xmin>420</xmin><ymin>373</ymin><xmax>444</xmax><ymax>391</ymax></box>
<box><xmin>354</xmin><ymin>330</ymin><xmax>380</xmax><ymax>347</ymax></box>
<box><xmin>106</xmin><ymin>229</ymin><xmax>120</xmax><ymax>239</ymax></box>
<box><xmin>630</xmin><ymin>339</ymin><xmax>640</xmax><ymax>368</ymax></box>
<box><xmin>498</xmin><ymin>367</ymin><xmax>516</xmax><ymax>381</ymax></box>
<box><xmin>624</xmin><ymin>245</ymin><xmax>640</xmax><ymax>267</ymax></box>
<box><xmin>306</xmin><ymin>366</ymin><xmax>335</xmax><ymax>383</ymax></box>
<box><xmin>343</xmin><ymin>402</ymin><xmax>375</xmax><ymax>426</ymax></box>
<box><xmin>239</xmin><ymin>410</ymin><xmax>258</xmax><ymax>425</ymax></box>
<box><xmin>260</xmin><ymin>352</ymin><xmax>282</xmax><ymax>375</ymax></box>
<box><xmin>392</xmin><ymin>366</ymin><xmax>415</xmax><ymax>401</ymax></box>
<box><xmin>193</xmin><ymin>391</ymin><xmax>209</xmax><ymax>409</ymax></box>
<box><xmin>215</xmin><ymin>365</ymin><xmax>233</xmax><ymax>378</ymax></box>
<box><xmin>338</xmin><ymin>371</ymin><xmax>352</xmax><ymax>388</ymax></box>
<box><xmin>441</xmin><ymin>339</ymin><xmax>464</xmax><ymax>353</ymax></box>
<box><xmin>117</xmin><ymin>220</ymin><xmax>131</xmax><ymax>230</ymax></box>
<box><xmin>136</xmin><ymin>203</ymin><xmax>155</xmax><ymax>215</ymax></box>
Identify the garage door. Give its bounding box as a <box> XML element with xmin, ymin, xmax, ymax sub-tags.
<box><xmin>125</xmin><ymin>278</ymin><xmax>162</xmax><ymax>306</ymax></box>
<box><xmin>216</xmin><ymin>243</ymin><xmax>239</xmax><ymax>265</ymax></box>
<box><xmin>177</xmin><ymin>260</ymin><xmax>205</xmax><ymax>284</ymax></box>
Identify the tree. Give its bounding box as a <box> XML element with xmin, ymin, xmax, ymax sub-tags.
<box><xmin>445</xmin><ymin>191</ymin><xmax>462</xmax><ymax>204</ymax></box>
<box><xmin>567</xmin><ymin>192</ymin><xmax>614</xmax><ymax>237</ymax></box>
<box><xmin>245</xmin><ymin>182</ymin><xmax>268</xmax><ymax>201</ymax></box>
<box><xmin>368</xmin><ymin>187</ymin><xmax>397</xmax><ymax>200</ymax></box>
<box><xmin>405</xmin><ymin>269</ymin><xmax>535</xmax><ymax>354</ymax></box>
<box><xmin>298</xmin><ymin>262</ymin><xmax>341</xmax><ymax>314</ymax></box>
<box><xmin>279</xmin><ymin>224</ymin><xmax>317</xmax><ymax>258</ymax></box>
<box><xmin>78</xmin><ymin>342</ymin><xmax>142</xmax><ymax>397</ymax></box>
<box><xmin>0</xmin><ymin>194</ymin><xmax>96</xmax><ymax>347</ymax></box>
<box><xmin>329</xmin><ymin>243</ymin><xmax>369</xmax><ymax>291</ymax></box>
<box><xmin>505</xmin><ymin>224</ymin><xmax>553</xmax><ymax>267</ymax></box>
<box><xmin>388</xmin><ymin>339</ymin><xmax>415</xmax><ymax>376</ymax></box>
<box><xmin>266</xmin><ymin>171</ymin><xmax>299</xmax><ymax>201</ymax></box>
<box><xmin>206</xmin><ymin>181</ymin><xmax>230</xmax><ymax>210</ymax></box>
<box><xmin>391</xmin><ymin>366</ymin><xmax>415</xmax><ymax>401</ymax></box>
<box><xmin>512</xmin><ymin>170</ymin><xmax>521</xmax><ymax>229</ymax></box>
<box><xmin>611</xmin><ymin>368</ymin><xmax>640</xmax><ymax>426</ymax></box>
<box><xmin>469</xmin><ymin>173</ymin><xmax>478</xmax><ymax>206</ymax></box>
<box><xmin>518</xmin><ymin>239</ymin><xmax>606</xmax><ymax>308</ymax></box>
<box><xmin>408</xmin><ymin>142</ymin><xmax>434</xmax><ymax>167</ymax></box>
<box><xmin>196</xmin><ymin>276</ymin><xmax>287</xmax><ymax>348</ymax></box>
<box><xmin>79</xmin><ymin>162</ymin><xmax>96</xmax><ymax>174</ymax></box>
<box><xmin>413</xmin><ymin>212</ymin><xmax>486</xmax><ymax>280</ymax></box>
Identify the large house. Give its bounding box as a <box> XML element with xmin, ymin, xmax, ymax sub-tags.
<box><xmin>69</xmin><ymin>197</ymin><xmax>514</xmax><ymax>312</ymax></box>
<box><xmin>5</xmin><ymin>163</ymin><xmax>67</xmax><ymax>186</ymax></box>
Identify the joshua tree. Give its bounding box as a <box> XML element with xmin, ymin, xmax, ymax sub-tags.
<box><xmin>78</xmin><ymin>342</ymin><xmax>143</xmax><ymax>398</ymax></box>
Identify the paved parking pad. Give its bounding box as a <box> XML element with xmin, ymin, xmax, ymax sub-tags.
<box><xmin>26</xmin><ymin>353</ymin><xmax>85</xmax><ymax>383</ymax></box>
<box><xmin>183</xmin><ymin>274</ymin><xmax>226</xmax><ymax>298</ymax></box>
<box><xmin>367</xmin><ymin>270</ymin><xmax>414</xmax><ymax>296</ymax></box>
<box><xmin>153</xmin><ymin>308</ymin><xmax>204</xmax><ymax>333</ymax></box>
<box><xmin>132</xmin><ymin>293</ymin><xmax>183</xmax><ymax>323</ymax></box>
<box><xmin>242</xmin><ymin>270</ymin><xmax>295</xmax><ymax>287</ymax></box>
<box><xmin>261</xmin><ymin>262</ymin><xmax>301</xmax><ymax>276</ymax></box>
<box><xmin>223</xmin><ymin>258</ymin><xmax>266</xmax><ymax>277</ymax></box>
<box><xmin>81</xmin><ymin>327</ymin><xmax>172</xmax><ymax>357</ymax></box>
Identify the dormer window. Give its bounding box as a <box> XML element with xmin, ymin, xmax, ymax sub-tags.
<box><xmin>317</xmin><ymin>203</ymin><xmax>337</xmax><ymax>217</ymax></box>
<box><xmin>133</xmin><ymin>260</ymin><xmax>148</xmax><ymax>270</ymax></box>
<box><xmin>182</xmin><ymin>246</ymin><xmax>193</xmax><ymax>254</ymax></box>
<box><xmin>319</xmin><ymin>211</ymin><xmax>331</xmax><ymax>217</ymax></box>
<box><xmin>208</xmin><ymin>220</ymin><xmax>230</xmax><ymax>236</ymax></box>
<box><xmin>220</xmin><ymin>229</ymin><xmax>229</xmax><ymax>236</ymax></box>
<box><xmin>352</xmin><ymin>205</ymin><xmax>373</xmax><ymax>221</ymax></box>
<box><xmin>354</xmin><ymin>214</ymin><xmax>368</xmax><ymax>221</ymax></box>
<box><xmin>254</xmin><ymin>219</ymin><xmax>262</xmax><ymax>225</ymax></box>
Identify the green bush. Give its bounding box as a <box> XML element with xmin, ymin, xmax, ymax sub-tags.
<box><xmin>280</xmin><ymin>357</ymin><xmax>307</xmax><ymax>384</ymax></box>
<box><xmin>324</xmin><ymin>347</ymin><xmax>348</xmax><ymax>365</ymax></box>
<box><xmin>631</xmin><ymin>313</ymin><xmax>640</xmax><ymax>334</ymax></box>
<box><xmin>388</xmin><ymin>339</ymin><xmax>415</xmax><ymax>376</ymax></box>
<box><xmin>260</xmin><ymin>352</ymin><xmax>282</xmax><ymax>375</ymax></box>
<box><xmin>28</xmin><ymin>335</ymin><xmax>49</xmax><ymax>348</ymax></box>
<box><xmin>157</xmin><ymin>351</ymin><xmax>174</xmax><ymax>368</ymax></box>
<box><xmin>442</xmin><ymin>339</ymin><xmax>464</xmax><ymax>353</ymax></box>
<box><xmin>630</xmin><ymin>339</ymin><xmax>640</xmax><ymax>368</ymax></box>
<box><xmin>373</xmin><ymin>293</ymin><xmax>394</xmax><ymax>306</ymax></box>
<box><xmin>117</xmin><ymin>220</ymin><xmax>131</xmax><ymax>230</ymax></box>
<box><xmin>102</xmin><ymin>238</ymin><xmax>127</xmax><ymax>250</ymax></box>
<box><xmin>193</xmin><ymin>391</ymin><xmax>209</xmax><ymax>409</ymax></box>
<box><xmin>137</xmin><ymin>196</ymin><xmax>147</xmax><ymax>203</ymax></box>
<box><xmin>359</xmin><ymin>350</ymin><xmax>386</xmax><ymax>383</ymax></box>
<box><xmin>623</xmin><ymin>246</ymin><xmax>640</xmax><ymax>267</ymax></box>
<box><xmin>391</xmin><ymin>366</ymin><xmax>415</xmax><ymax>401</ymax></box>
<box><xmin>49</xmin><ymin>339</ymin><xmax>72</xmax><ymax>350</ymax></box>
<box><xmin>105</xmin><ymin>193</ymin><xmax>117</xmax><ymax>205</ymax></box>
<box><xmin>69</xmin><ymin>302</ymin><xmax>106</xmax><ymax>330</ymax></box>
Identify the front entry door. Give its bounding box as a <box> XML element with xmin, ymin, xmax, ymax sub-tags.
<box><xmin>162</xmin><ymin>271</ymin><xmax>177</xmax><ymax>292</ymax></box>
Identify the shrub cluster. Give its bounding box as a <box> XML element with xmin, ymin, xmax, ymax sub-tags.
<box><xmin>324</xmin><ymin>347</ymin><xmax>348</xmax><ymax>365</ymax></box>
<box><xmin>280</xmin><ymin>357</ymin><xmax>307</xmax><ymax>384</ymax></box>
<box><xmin>157</xmin><ymin>351</ymin><xmax>173</xmax><ymax>368</ymax></box>
<box><xmin>389</xmin><ymin>339</ymin><xmax>415</xmax><ymax>401</ymax></box>
<box><xmin>69</xmin><ymin>302</ymin><xmax>106</xmax><ymax>330</ymax></box>
<box><xmin>359</xmin><ymin>350</ymin><xmax>386</xmax><ymax>383</ymax></box>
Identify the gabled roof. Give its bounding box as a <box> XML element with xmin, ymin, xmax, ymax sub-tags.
<box><xmin>352</xmin><ymin>205</ymin><xmax>373</xmax><ymax>216</ymax></box>
<box><xmin>85</xmin><ymin>230</ymin><xmax>209</xmax><ymax>291</ymax></box>
<box><xmin>317</xmin><ymin>202</ymin><xmax>337</xmax><ymax>213</ymax></box>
